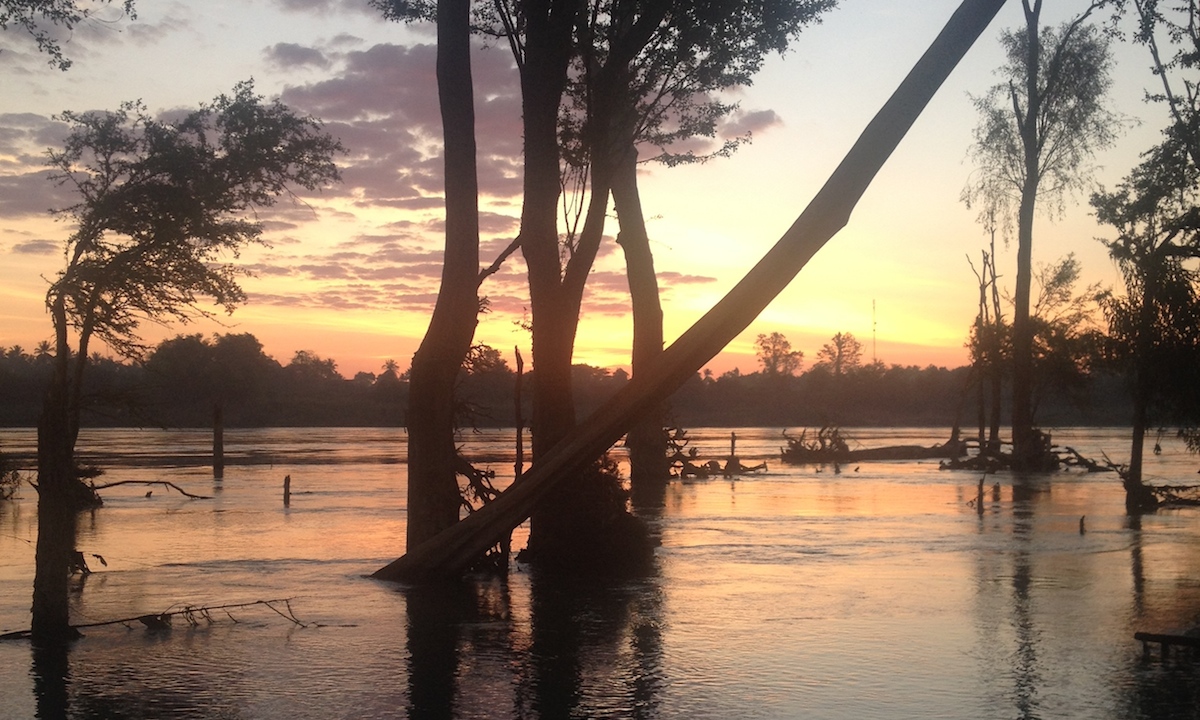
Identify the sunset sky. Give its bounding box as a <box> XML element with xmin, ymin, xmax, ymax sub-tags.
<box><xmin>0</xmin><ymin>0</ymin><xmax>1171</xmax><ymax>379</ymax></box>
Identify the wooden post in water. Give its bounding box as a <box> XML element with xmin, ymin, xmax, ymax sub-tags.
<box><xmin>283</xmin><ymin>475</ymin><xmax>291</xmax><ymax>507</ymax></box>
<box><xmin>371</xmin><ymin>0</ymin><xmax>1009</xmax><ymax>583</ymax></box>
<box><xmin>212</xmin><ymin>401</ymin><xmax>225</xmax><ymax>479</ymax></box>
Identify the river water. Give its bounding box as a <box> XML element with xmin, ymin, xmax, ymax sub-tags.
<box><xmin>0</xmin><ymin>426</ymin><xmax>1197</xmax><ymax>719</ymax></box>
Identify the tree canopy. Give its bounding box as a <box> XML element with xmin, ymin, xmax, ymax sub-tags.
<box><xmin>755</xmin><ymin>331</ymin><xmax>803</xmax><ymax>376</ymax></box>
<box><xmin>46</xmin><ymin>80</ymin><xmax>344</xmax><ymax>360</ymax></box>
<box><xmin>963</xmin><ymin>9</ymin><xmax>1120</xmax><ymax>229</ymax></box>
<box><xmin>0</xmin><ymin>0</ymin><xmax>135</xmax><ymax>69</ymax></box>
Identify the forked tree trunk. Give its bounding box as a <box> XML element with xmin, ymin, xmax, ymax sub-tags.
<box><xmin>516</xmin><ymin>0</ymin><xmax>596</xmax><ymax>553</ymax></box>
<box><xmin>373</xmin><ymin>0</ymin><xmax>1008</xmax><ymax>582</ymax></box>
<box><xmin>405</xmin><ymin>0</ymin><xmax>481</xmax><ymax>551</ymax></box>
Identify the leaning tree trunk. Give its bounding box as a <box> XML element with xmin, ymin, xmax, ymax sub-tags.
<box><xmin>611</xmin><ymin>146</ymin><xmax>670</xmax><ymax>497</ymax></box>
<box><xmin>405</xmin><ymin>0</ymin><xmax>481</xmax><ymax>551</ymax></box>
<box><xmin>372</xmin><ymin>0</ymin><xmax>1008</xmax><ymax>583</ymax></box>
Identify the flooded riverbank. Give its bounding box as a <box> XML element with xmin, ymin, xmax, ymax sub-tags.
<box><xmin>1</xmin><ymin>427</ymin><xmax>1197</xmax><ymax>719</ymax></box>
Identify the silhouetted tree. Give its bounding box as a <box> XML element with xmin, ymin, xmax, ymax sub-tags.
<box><xmin>967</xmin><ymin>231</ymin><xmax>1007</xmax><ymax>454</ymax></box>
<box><xmin>1106</xmin><ymin>0</ymin><xmax>1200</xmax><ymax>467</ymax></box>
<box><xmin>1027</xmin><ymin>254</ymin><xmax>1102</xmax><ymax>418</ymax></box>
<box><xmin>1093</xmin><ymin>135</ymin><xmax>1200</xmax><ymax>501</ymax></box>
<box><xmin>755</xmin><ymin>331</ymin><xmax>804</xmax><ymax>376</ymax></box>
<box><xmin>963</xmin><ymin>1</ymin><xmax>1119</xmax><ymax>469</ymax></box>
<box><xmin>33</xmin><ymin>81</ymin><xmax>342</xmax><ymax>643</ymax></box>
<box><xmin>816</xmin><ymin>332</ymin><xmax>863</xmax><ymax>376</ymax></box>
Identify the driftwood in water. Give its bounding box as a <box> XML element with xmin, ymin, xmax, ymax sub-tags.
<box><xmin>670</xmin><ymin>431</ymin><xmax>768</xmax><ymax>478</ymax></box>
<box><xmin>780</xmin><ymin>426</ymin><xmax>965</xmax><ymax>465</ymax></box>
<box><xmin>1060</xmin><ymin>446</ymin><xmax>1113</xmax><ymax>473</ymax></box>
<box><xmin>783</xmin><ymin>441</ymin><xmax>967</xmax><ymax>464</ymax></box>
<box><xmin>0</xmin><ymin>599</ymin><xmax>308</xmax><ymax>641</ymax></box>
<box><xmin>370</xmin><ymin>0</ymin><xmax>1008</xmax><ymax>584</ymax></box>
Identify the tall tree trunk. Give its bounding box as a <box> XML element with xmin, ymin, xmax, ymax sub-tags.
<box><xmin>988</xmin><ymin>366</ymin><xmax>1003</xmax><ymax>454</ymax></box>
<box><xmin>32</xmin><ymin>307</ymin><xmax>79</xmax><ymax>644</ymax></box>
<box><xmin>1011</xmin><ymin>179</ymin><xmax>1037</xmax><ymax>467</ymax></box>
<box><xmin>1124</xmin><ymin>263</ymin><xmax>1159</xmax><ymax>512</ymax></box>
<box><xmin>611</xmin><ymin>146</ymin><xmax>669</xmax><ymax>496</ymax></box>
<box><xmin>1123</xmin><ymin>364</ymin><xmax>1157</xmax><ymax>512</ymax></box>
<box><xmin>1128</xmin><ymin>377</ymin><xmax>1147</xmax><ymax>484</ymax></box>
<box><xmin>976</xmin><ymin>367</ymin><xmax>987</xmax><ymax>449</ymax></box>
<box><xmin>1011</xmin><ymin>0</ymin><xmax>1041</xmax><ymax>470</ymax></box>
<box><xmin>517</xmin><ymin>0</ymin><xmax>586</xmax><ymax>551</ymax></box>
<box><xmin>405</xmin><ymin>0</ymin><xmax>481</xmax><ymax>551</ymax></box>
<box><xmin>373</xmin><ymin>0</ymin><xmax>1007</xmax><ymax>582</ymax></box>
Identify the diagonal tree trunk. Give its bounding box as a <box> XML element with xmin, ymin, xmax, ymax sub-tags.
<box><xmin>374</xmin><ymin>0</ymin><xmax>1008</xmax><ymax>583</ymax></box>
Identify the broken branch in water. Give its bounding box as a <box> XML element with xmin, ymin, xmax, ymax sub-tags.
<box><xmin>90</xmin><ymin>479</ymin><xmax>212</xmax><ymax>499</ymax></box>
<box><xmin>0</xmin><ymin>599</ymin><xmax>307</xmax><ymax>640</ymax></box>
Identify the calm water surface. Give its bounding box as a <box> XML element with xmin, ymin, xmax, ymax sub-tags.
<box><xmin>1</xmin><ymin>426</ymin><xmax>1198</xmax><ymax>719</ymax></box>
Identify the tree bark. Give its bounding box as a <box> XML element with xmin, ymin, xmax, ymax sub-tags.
<box><xmin>405</xmin><ymin>0</ymin><xmax>481</xmax><ymax>550</ymax></box>
<box><xmin>32</xmin><ymin>322</ymin><xmax>79</xmax><ymax>644</ymax></box>
<box><xmin>520</xmin><ymin>0</ymin><xmax>583</xmax><ymax>457</ymax></box>
<box><xmin>373</xmin><ymin>0</ymin><xmax>1007</xmax><ymax>582</ymax></box>
<box><xmin>611</xmin><ymin>146</ymin><xmax>670</xmax><ymax>496</ymax></box>
<box><xmin>1124</xmin><ymin>256</ymin><xmax>1159</xmax><ymax>510</ymax></box>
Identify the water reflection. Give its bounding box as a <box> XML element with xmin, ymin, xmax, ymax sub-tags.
<box><xmin>5</xmin><ymin>427</ymin><xmax>1200</xmax><ymax>719</ymax></box>
<box><xmin>405</xmin><ymin>581</ymin><xmax>476</xmax><ymax>718</ymax></box>
<box><xmin>402</xmin><ymin>569</ymin><xmax>665</xmax><ymax>719</ymax></box>
<box><xmin>1009</xmin><ymin>498</ymin><xmax>1041</xmax><ymax>720</ymax></box>
<box><xmin>31</xmin><ymin>641</ymin><xmax>69</xmax><ymax>720</ymax></box>
<box><xmin>1126</xmin><ymin>514</ymin><xmax>1145</xmax><ymax>618</ymax></box>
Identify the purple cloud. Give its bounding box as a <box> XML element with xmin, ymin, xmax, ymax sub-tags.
<box><xmin>10</xmin><ymin>238</ymin><xmax>58</xmax><ymax>255</ymax></box>
<box><xmin>266</xmin><ymin>42</ymin><xmax>332</xmax><ymax>70</ymax></box>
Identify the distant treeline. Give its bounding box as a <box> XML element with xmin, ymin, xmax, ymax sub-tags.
<box><xmin>0</xmin><ymin>334</ymin><xmax>1134</xmax><ymax>430</ymax></box>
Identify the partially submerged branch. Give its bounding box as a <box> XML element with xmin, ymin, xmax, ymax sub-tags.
<box><xmin>90</xmin><ymin>479</ymin><xmax>211</xmax><ymax>500</ymax></box>
<box><xmin>1</xmin><ymin>598</ymin><xmax>309</xmax><ymax>641</ymax></box>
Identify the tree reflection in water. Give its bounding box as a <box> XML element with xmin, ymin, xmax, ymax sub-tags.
<box><xmin>403</xmin><ymin>568</ymin><xmax>665</xmax><ymax>719</ymax></box>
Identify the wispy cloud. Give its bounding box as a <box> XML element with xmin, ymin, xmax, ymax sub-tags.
<box><xmin>10</xmin><ymin>238</ymin><xmax>58</xmax><ymax>255</ymax></box>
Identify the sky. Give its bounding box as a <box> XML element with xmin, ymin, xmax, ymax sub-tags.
<box><xmin>0</xmin><ymin>0</ymin><xmax>1173</xmax><ymax>379</ymax></box>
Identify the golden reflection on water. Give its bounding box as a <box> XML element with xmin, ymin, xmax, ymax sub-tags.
<box><xmin>0</xmin><ymin>426</ymin><xmax>1198</xmax><ymax>719</ymax></box>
